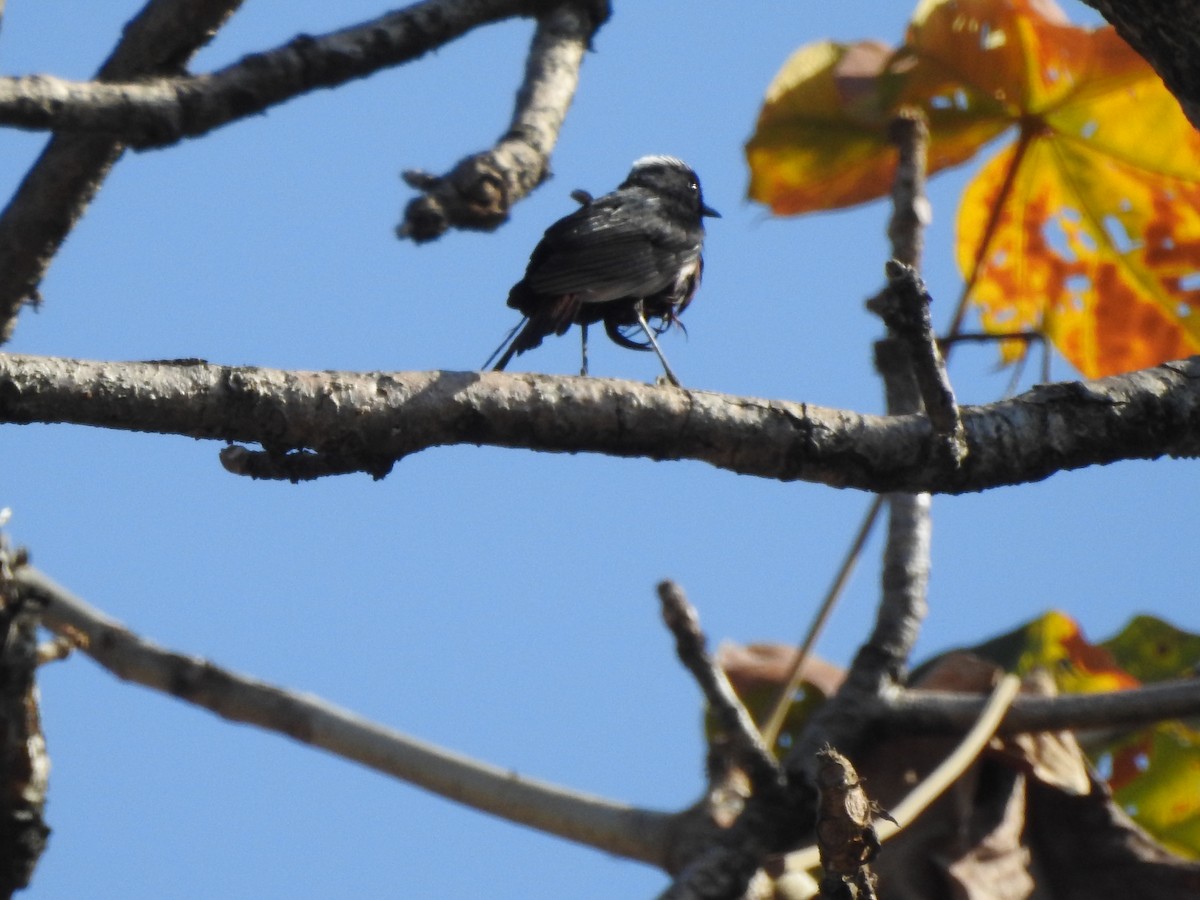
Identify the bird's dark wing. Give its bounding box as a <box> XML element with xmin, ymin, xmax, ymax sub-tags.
<box><xmin>521</xmin><ymin>193</ymin><xmax>692</xmax><ymax>304</ymax></box>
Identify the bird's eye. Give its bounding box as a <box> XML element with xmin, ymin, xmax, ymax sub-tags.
<box><xmin>689</xmin><ymin>181</ymin><xmax>699</xmax><ymax>192</ymax></box>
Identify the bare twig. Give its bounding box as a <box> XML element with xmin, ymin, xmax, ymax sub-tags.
<box><xmin>1</xmin><ymin>353</ymin><xmax>1199</xmax><ymax>493</ymax></box>
<box><xmin>869</xmin><ymin>262</ymin><xmax>967</xmax><ymax>464</ymax></box>
<box><xmin>0</xmin><ymin>0</ymin><xmax>245</xmax><ymax>344</ymax></box>
<box><xmin>884</xmin><ymin>110</ymin><xmax>929</xmax><ymax>271</ymax></box>
<box><xmin>937</xmin><ymin>330</ymin><xmax>1045</xmax><ymax>348</ymax></box>
<box><xmin>870</xmin><ymin>111</ymin><xmax>964</xmax><ymax>461</ymax></box>
<box><xmin>400</xmin><ymin>1</ymin><xmax>608</xmax><ymax>241</ymax></box>
<box><xmin>854</xmin><ymin>112</ymin><xmax>933</xmax><ymax>673</ymax></box>
<box><xmin>657</xmin><ymin>583</ymin><xmax>815</xmax><ymax>899</ymax></box>
<box><xmin>770</xmin><ymin>111</ymin><xmax>986</xmax><ymax>768</ymax></box>
<box><xmin>760</xmin><ymin>495</ymin><xmax>885</xmax><ymax>749</ymax></box>
<box><xmin>657</xmin><ymin>581</ymin><xmax>783</xmax><ymax>795</ymax></box>
<box><xmin>15</xmin><ymin>566</ymin><xmax>674</xmax><ymax>866</ymax></box>
<box><xmin>0</xmin><ymin>0</ymin><xmax>608</xmax><ymax>339</ymax></box>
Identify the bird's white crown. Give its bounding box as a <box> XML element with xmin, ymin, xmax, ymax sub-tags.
<box><xmin>630</xmin><ymin>155</ymin><xmax>690</xmax><ymax>172</ymax></box>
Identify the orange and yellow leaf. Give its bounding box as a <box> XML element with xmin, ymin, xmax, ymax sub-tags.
<box><xmin>970</xmin><ymin>609</ymin><xmax>1139</xmax><ymax>693</ymax></box>
<box><xmin>746</xmin><ymin>40</ymin><xmax>903</xmax><ymax>213</ymax></box>
<box><xmin>747</xmin><ymin>0</ymin><xmax>1200</xmax><ymax>376</ymax></box>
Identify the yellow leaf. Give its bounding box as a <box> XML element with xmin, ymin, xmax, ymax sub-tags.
<box><xmin>1112</xmin><ymin>723</ymin><xmax>1200</xmax><ymax>859</ymax></box>
<box><xmin>953</xmin><ymin>24</ymin><xmax>1200</xmax><ymax>374</ymax></box>
<box><xmin>747</xmin><ymin>0</ymin><xmax>1200</xmax><ymax>375</ymax></box>
<box><xmin>1023</xmin><ymin>610</ymin><xmax>1140</xmax><ymax>693</ymax></box>
<box><xmin>910</xmin><ymin>0</ymin><xmax>1200</xmax><ymax>375</ymax></box>
<box><xmin>747</xmin><ymin>40</ymin><xmax>902</xmax><ymax>213</ymax></box>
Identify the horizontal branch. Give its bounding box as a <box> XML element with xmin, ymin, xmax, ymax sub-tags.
<box><xmin>0</xmin><ymin>353</ymin><xmax>1197</xmax><ymax>493</ymax></box>
<box><xmin>17</xmin><ymin>566</ymin><xmax>673</xmax><ymax>866</ymax></box>
<box><xmin>0</xmin><ymin>0</ymin><xmax>563</xmax><ymax>148</ymax></box>
<box><xmin>874</xmin><ymin>678</ymin><xmax>1200</xmax><ymax>734</ymax></box>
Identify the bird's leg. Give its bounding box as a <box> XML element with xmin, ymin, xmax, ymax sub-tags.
<box><xmin>634</xmin><ymin>301</ymin><xmax>681</xmax><ymax>387</ymax></box>
<box><xmin>580</xmin><ymin>322</ymin><xmax>589</xmax><ymax>376</ymax></box>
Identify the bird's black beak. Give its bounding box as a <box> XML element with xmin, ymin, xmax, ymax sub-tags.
<box><xmin>702</xmin><ymin>203</ymin><xmax>721</xmax><ymax>218</ymax></box>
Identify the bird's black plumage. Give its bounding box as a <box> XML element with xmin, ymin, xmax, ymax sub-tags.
<box><xmin>487</xmin><ymin>156</ymin><xmax>718</xmax><ymax>383</ymax></box>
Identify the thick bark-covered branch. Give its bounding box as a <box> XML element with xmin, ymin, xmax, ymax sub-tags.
<box><xmin>0</xmin><ymin>0</ymin><xmax>579</xmax><ymax>149</ymax></box>
<box><xmin>0</xmin><ymin>0</ymin><xmax>245</xmax><ymax>344</ymax></box>
<box><xmin>1081</xmin><ymin>0</ymin><xmax>1200</xmax><ymax>131</ymax></box>
<box><xmin>0</xmin><ymin>353</ymin><xmax>1197</xmax><ymax>492</ymax></box>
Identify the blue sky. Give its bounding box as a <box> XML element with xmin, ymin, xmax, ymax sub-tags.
<box><xmin>2</xmin><ymin>2</ymin><xmax>1193</xmax><ymax>897</ymax></box>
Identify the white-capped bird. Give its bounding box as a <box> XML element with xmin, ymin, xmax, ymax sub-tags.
<box><xmin>486</xmin><ymin>156</ymin><xmax>718</xmax><ymax>385</ymax></box>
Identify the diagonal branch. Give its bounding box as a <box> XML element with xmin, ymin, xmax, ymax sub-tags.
<box><xmin>0</xmin><ymin>0</ymin><xmax>596</xmax><ymax>150</ymax></box>
<box><xmin>16</xmin><ymin>566</ymin><xmax>674</xmax><ymax>867</ymax></box>
<box><xmin>0</xmin><ymin>353</ymin><xmax>1197</xmax><ymax>493</ymax></box>
<box><xmin>0</xmin><ymin>0</ymin><xmax>246</xmax><ymax>344</ymax></box>
<box><xmin>399</xmin><ymin>1</ymin><xmax>606</xmax><ymax>241</ymax></box>
<box><xmin>657</xmin><ymin>581</ymin><xmax>783</xmax><ymax>797</ymax></box>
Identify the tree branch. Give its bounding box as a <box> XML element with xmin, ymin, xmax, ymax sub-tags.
<box><xmin>399</xmin><ymin>1</ymin><xmax>607</xmax><ymax>241</ymax></box>
<box><xmin>869</xmin><ymin>263</ymin><xmax>966</xmax><ymax>463</ymax></box>
<box><xmin>0</xmin><ymin>0</ymin><xmax>593</xmax><ymax>149</ymax></box>
<box><xmin>15</xmin><ymin>566</ymin><xmax>674</xmax><ymax>867</ymax></box>
<box><xmin>657</xmin><ymin>581</ymin><xmax>783</xmax><ymax>798</ymax></box>
<box><xmin>872</xmin><ymin>678</ymin><xmax>1200</xmax><ymax>735</ymax></box>
<box><xmin>0</xmin><ymin>0</ymin><xmax>608</xmax><ymax>341</ymax></box>
<box><xmin>787</xmin><ymin>107</ymin><xmax>935</xmax><ymax>787</ymax></box>
<box><xmin>0</xmin><ymin>0</ymin><xmax>245</xmax><ymax>344</ymax></box>
<box><xmin>0</xmin><ymin>353</ymin><xmax>1197</xmax><ymax>492</ymax></box>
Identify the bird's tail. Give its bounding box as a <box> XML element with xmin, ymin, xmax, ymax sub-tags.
<box><xmin>489</xmin><ymin>314</ymin><xmax>553</xmax><ymax>371</ymax></box>
<box><xmin>483</xmin><ymin>319</ymin><xmax>526</xmax><ymax>370</ymax></box>
<box><xmin>486</xmin><ymin>295</ymin><xmax>581</xmax><ymax>372</ymax></box>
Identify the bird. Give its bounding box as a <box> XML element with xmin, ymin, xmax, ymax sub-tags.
<box><xmin>485</xmin><ymin>155</ymin><xmax>719</xmax><ymax>386</ymax></box>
